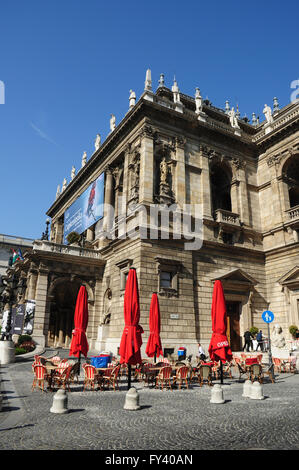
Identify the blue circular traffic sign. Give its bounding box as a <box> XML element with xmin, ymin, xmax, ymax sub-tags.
<box><xmin>262</xmin><ymin>310</ymin><xmax>274</xmax><ymax>323</ymax></box>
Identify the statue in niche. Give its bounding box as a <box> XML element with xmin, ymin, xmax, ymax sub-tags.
<box><xmin>271</xmin><ymin>324</ymin><xmax>286</xmax><ymax>348</ymax></box>
<box><xmin>129</xmin><ymin>151</ymin><xmax>140</xmax><ymax>199</ymax></box>
<box><xmin>160</xmin><ymin>157</ymin><xmax>168</xmax><ymax>184</ymax></box>
<box><xmin>101</xmin><ymin>288</ymin><xmax>112</xmax><ymax>325</ymax></box>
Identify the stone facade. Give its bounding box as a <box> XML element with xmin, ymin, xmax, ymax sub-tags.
<box><xmin>7</xmin><ymin>74</ymin><xmax>299</xmax><ymax>358</ymax></box>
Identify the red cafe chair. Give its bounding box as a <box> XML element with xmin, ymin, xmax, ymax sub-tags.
<box><xmin>102</xmin><ymin>365</ymin><xmax>121</xmax><ymax>391</ymax></box>
<box><xmin>155</xmin><ymin>366</ymin><xmax>173</xmax><ymax>391</ymax></box>
<box><xmin>82</xmin><ymin>364</ymin><xmax>101</xmax><ymax>391</ymax></box>
<box><xmin>32</xmin><ymin>364</ymin><xmax>49</xmax><ymax>392</ymax></box>
<box><xmin>173</xmin><ymin>366</ymin><xmax>190</xmax><ymax>389</ymax></box>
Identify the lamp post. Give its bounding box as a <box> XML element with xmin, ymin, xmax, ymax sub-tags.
<box><xmin>41</xmin><ymin>218</ymin><xmax>50</xmax><ymax>241</ymax></box>
<box><xmin>0</xmin><ymin>273</ymin><xmax>18</xmax><ymax>364</ymax></box>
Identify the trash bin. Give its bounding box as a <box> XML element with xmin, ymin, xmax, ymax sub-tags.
<box><xmin>177</xmin><ymin>347</ymin><xmax>186</xmax><ymax>361</ymax></box>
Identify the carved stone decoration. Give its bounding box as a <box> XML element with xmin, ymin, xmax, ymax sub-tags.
<box><xmin>101</xmin><ymin>287</ymin><xmax>112</xmax><ymax>325</ymax></box>
<box><xmin>231</xmin><ymin>157</ymin><xmax>246</xmax><ymax>171</ymax></box>
<box><xmin>128</xmin><ymin>148</ymin><xmax>140</xmax><ymax>201</ymax></box>
<box><xmin>139</xmin><ymin>124</ymin><xmax>154</xmax><ymax>139</ymax></box>
<box><xmin>112</xmin><ymin>165</ymin><xmax>124</xmax><ymax>191</ymax></box>
<box><xmin>267</xmin><ymin>154</ymin><xmax>282</xmax><ymax>167</ymax></box>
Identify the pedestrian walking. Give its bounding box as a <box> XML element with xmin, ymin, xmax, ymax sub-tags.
<box><xmin>198</xmin><ymin>343</ymin><xmax>207</xmax><ymax>361</ymax></box>
<box><xmin>256</xmin><ymin>330</ymin><xmax>264</xmax><ymax>351</ymax></box>
<box><xmin>243</xmin><ymin>330</ymin><xmax>253</xmax><ymax>352</ymax></box>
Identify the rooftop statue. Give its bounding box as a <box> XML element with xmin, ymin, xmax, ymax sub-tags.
<box><xmin>81</xmin><ymin>151</ymin><xmax>87</xmax><ymax>167</ymax></box>
<box><xmin>263</xmin><ymin>104</ymin><xmax>273</xmax><ymax>124</ymax></box>
<box><xmin>95</xmin><ymin>134</ymin><xmax>101</xmax><ymax>151</ymax></box>
<box><xmin>62</xmin><ymin>178</ymin><xmax>67</xmax><ymax>192</ymax></box>
<box><xmin>195</xmin><ymin>88</ymin><xmax>203</xmax><ymax>114</ymax></box>
<box><xmin>110</xmin><ymin>114</ymin><xmax>116</xmax><ymax>132</ymax></box>
<box><xmin>71</xmin><ymin>166</ymin><xmax>76</xmax><ymax>180</ymax></box>
<box><xmin>228</xmin><ymin>107</ymin><xmax>240</xmax><ymax>129</ymax></box>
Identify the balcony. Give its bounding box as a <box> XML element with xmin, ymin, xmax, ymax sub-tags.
<box><xmin>32</xmin><ymin>240</ymin><xmax>105</xmax><ymax>263</ymax></box>
<box><xmin>214</xmin><ymin>209</ymin><xmax>241</xmax><ymax>227</ymax></box>
<box><xmin>286</xmin><ymin>205</ymin><xmax>299</xmax><ymax>223</ymax></box>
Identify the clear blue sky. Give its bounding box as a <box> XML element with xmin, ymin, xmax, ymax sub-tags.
<box><xmin>0</xmin><ymin>0</ymin><xmax>298</xmax><ymax>239</ymax></box>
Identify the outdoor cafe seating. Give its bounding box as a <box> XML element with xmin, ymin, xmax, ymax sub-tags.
<box><xmin>32</xmin><ymin>364</ymin><xmax>50</xmax><ymax>392</ymax></box>
<box><xmin>155</xmin><ymin>365</ymin><xmax>173</xmax><ymax>390</ymax></box>
<box><xmin>82</xmin><ymin>363</ymin><xmax>102</xmax><ymax>391</ymax></box>
<box><xmin>172</xmin><ymin>365</ymin><xmax>190</xmax><ymax>389</ymax></box>
<box><xmin>101</xmin><ymin>365</ymin><xmax>121</xmax><ymax>391</ymax></box>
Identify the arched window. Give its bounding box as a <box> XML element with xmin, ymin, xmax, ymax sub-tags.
<box><xmin>210</xmin><ymin>162</ymin><xmax>232</xmax><ymax>212</ymax></box>
<box><xmin>283</xmin><ymin>155</ymin><xmax>299</xmax><ymax>208</ymax></box>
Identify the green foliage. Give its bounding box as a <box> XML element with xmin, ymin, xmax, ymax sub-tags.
<box><xmin>17</xmin><ymin>334</ymin><xmax>33</xmax><ymax>345</ymax></box>
<box><xmin>250</xmin><ymin>326</ymin><xmax>259</xmax><ymax>337</ymax></box>
<box><xmin>66</xmin><ymin>231</ymin><xmax>81</xmax><ymax>245</ymax></box>
<box><xmin>15</xmin><ymin>347</ymin><xmax>27</xmax><ymax>355</ymax></box>
<box><xmin>289</xmin><ymin>325</ymin><xmax>298</xmax><ymax>338</ymax></box>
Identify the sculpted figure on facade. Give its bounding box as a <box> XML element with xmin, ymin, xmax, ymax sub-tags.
<box><xmin>195</xmin><ymin>88</ymin><xmax>203</xmax><ymax>114</ymax></box>
<box><xmin>110</xmin><ymin>114</ymin><xmax>116</xmax><ymax>132</ymax></box>
<box><xmin>228</xmin><ymin>107</ymin><xmax>240</xmax><ymax>129</ymax></box>
<box><xmin>160</xmin><ymin>157</ymin><xmax>168</xmax><ymax>184</ymax></box>
<box><xmin>95</xmin><ymin>134</ymin><xmax>101</xmax><ymax>151</ymax></box>
<box><xmin>62</xmin><ymin>178</ymin><xmax>67</xmax><ymax>192</ymax></box>
<box><xmin>272</xmin><ymin>324</ymin><xmax>286</xmax><ymax>348</ymax></box>
<box><xmin>263</xmin><ymin>104</ymin><xmax>273</xmax><ymax>124</ymax></box>
<box><xmin>81</xmin><ymin>151</ymin><xmax>87</xmax><ymax>167</ymax></box>
<box><xmin>71</xmin><ymin>166</ymin><xmax>76</xmax><ymax>180</ymax></box>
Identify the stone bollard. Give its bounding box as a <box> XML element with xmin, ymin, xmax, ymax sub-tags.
<box><xmin>0</xmin><ymin>341</ymin><xmax>15</xmax><ymax>365</ymax></box>
<box><xmin>242</xmin><ymin>380</ymin><xmax>252</xmax><ymax>398</ymax></box>
<box><xmin>250</xmin><ymin>381</ymin><xmax>264</xmax><ymax>400</ymax></box>
<box><xmin>50</xmin><ymin>389</ymin><xmax>69</xmax><ymax>414</ymax></box>
<box><xmin>210</xmin><ymin>384</ymin><xmax>225</xmax><ymax>404</ymax></box>
<box><xmin>124</xmin><ymin>387</ymin><xmax>141</xmax><ymax>411</ymax></box>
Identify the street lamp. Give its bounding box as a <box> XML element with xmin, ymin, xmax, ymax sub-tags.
<box><xmin>0</xmin><ymin>273</ymin><xmax>18</xmax><ymax>364</ymax></box>
<box><xmin>41</xmin><ymin>218</ymin><xmax>50</xmax><ymax>241</ymax></box>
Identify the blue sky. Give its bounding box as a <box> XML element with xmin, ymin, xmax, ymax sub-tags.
<box><xmin>0</xmin><ymin>0</ymin><xmax>298</xmax><ymax>239</ymax></box>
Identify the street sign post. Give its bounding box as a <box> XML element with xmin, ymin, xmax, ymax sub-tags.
<box><xmin>262</xmin><ymin>310</ymin><xmax>274</xmax><ymax>366</ymax></box>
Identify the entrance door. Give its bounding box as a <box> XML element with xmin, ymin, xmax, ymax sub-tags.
<box><xmin>48</xmin><ymin>280</ymin><xmax>81</xmax><ymax>348</ymax></box>
<box><xmin>226</xmin><ymin>301</ymin><xmax>241</xmax><ymax>351</ymax></box>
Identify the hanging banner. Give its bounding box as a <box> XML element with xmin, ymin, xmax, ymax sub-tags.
<box><xmin>63</xmin><ymin>172</ymin><xmax>105</xmax><ymax>244</ymax></box>
<box><xmin>12</xmin><ymin>304</ymin><xmax>25</xmax><ymax>335</ymax></box>
<box><xmin>23</xmin><ymin>300</ymin><xmax>35</xmax><ymax>334</ymax></box>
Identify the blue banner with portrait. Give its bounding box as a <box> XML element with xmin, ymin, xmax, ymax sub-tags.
<box><xmin>63</xmin><ymin>172</ymin><xmax>105</xmax><ymax>243</ymax></box>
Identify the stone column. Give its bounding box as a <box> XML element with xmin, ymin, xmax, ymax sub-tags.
<box><xmin>103</xmin><ymin>167</ymin><xmax>114</xmax><ymax>232</ymax></box>
<box><xmin>174</xmin><ymin>136</ymin><xmax>186</xmax><ymax>206</ymax></box>
<box><xmin>200</xmin><ymin>146</ymin><xmax>213</xmax><ymax>218</ymax></box>
<box><xmin>139</xmin><ymin>125</ymin><xmax>154</xmax><ymax>204</ymax></box>
<box><xmin>26</xmin><ymin>263</ymin><xmax>38</xmax><ymax>300</ymax></box>
<box><xmin>268</xmin><ymin>158</ymin><xmax>284</xmax><ymax>226</ymax></box>
<box><xmin>32</xmin><ymin>262</ymin><xmax>49</xmax><ymax>348</ymax></box>
<box><xmin>233</xmin><ymin>160</ymin><xmax>249</xmax><ymax>226</ymax></box>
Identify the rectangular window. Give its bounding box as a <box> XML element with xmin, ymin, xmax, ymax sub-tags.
<box><xmin>160</xmin><ymin>271</ymin><xmax>172</xmax><ymax>288</ymax></box>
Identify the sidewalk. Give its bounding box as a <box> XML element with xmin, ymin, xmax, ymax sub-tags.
<box><xmin>0</xmin><ymin>351</ymin><xmax>298</xmax><ymax>450</ymax></box>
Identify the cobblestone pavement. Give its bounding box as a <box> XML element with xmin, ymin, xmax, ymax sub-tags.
<box><xmin>0</xmin><ymin>351</ymin><xmax>298</xmax><ymax>451</ymax></box>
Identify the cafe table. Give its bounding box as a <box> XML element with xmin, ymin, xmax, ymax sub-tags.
<box><xmin>45</xmin><ymin>363</ymin><xmax>59</xmax><ymax>390</ymax></box>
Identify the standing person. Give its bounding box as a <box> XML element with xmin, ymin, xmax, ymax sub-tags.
<box><xmin>198</xmin><ymin>343</ymin><xmax>206</xmax><ymax>361</ymax></box>
<box><xmin>243</xmin><ymin>330</ymin><xmax>253</xmax><ymax>352</ymax></box>
<box><xmin>256</xmin><ymin>330</ymin><xmax>264</xmax><ymax>351</ymax></box>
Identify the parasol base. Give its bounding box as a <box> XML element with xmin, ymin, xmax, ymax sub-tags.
<box><xmin>124</xmin><ymin>387</ymin><xmax>141</xmax><ymax>411</ymax></box>
<box><xmin>210</xmin><ymin>384</ymin><xmax>225</xmax><ymax>404</ymax></box>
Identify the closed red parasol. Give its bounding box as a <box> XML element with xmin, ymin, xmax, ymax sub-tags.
<box><xmin>145</xmin><ymin>293</ymin><xmax>163</xmax><ymax>361</ymax></box>
<box><xmin>119</xmin><ymin>268</ymin><xmax>144</xmax><ymax>388</ymax></box>
<box><xmin>69</xmin><ymin>285</ymin><xmax>89</xmax><ymax>359</ymax></box>
<box><xmin>208</xmin><ymin>280</ymin><xmax>232</xmax><ymax>378</ymax></box>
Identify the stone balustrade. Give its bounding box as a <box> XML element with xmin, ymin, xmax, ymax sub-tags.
<box><xmin>33</xmin><ymin>240</ymin><xmax>102</xmax><ymax>259</ymax></box>
<box><xmin>214</xmin><ymin>209</ymin><xmax>241</xmax><ymax>226</ymax></box>
<box><xmin>286</xmin><ymin>205</ymin><xmax>299</xmax><ymax>221</ymax></box>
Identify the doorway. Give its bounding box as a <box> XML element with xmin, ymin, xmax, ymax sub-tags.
<box><xmin>48</xmin><ymin>280</ymin><xmax>81</xmax><ymax>348</ymax></box>
<box><xmin>226</xmin><ymin>301</ymin><xmax>241</xmax><ymax>351</ymax></box>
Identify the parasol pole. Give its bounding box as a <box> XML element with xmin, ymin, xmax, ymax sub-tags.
<box><xmin>220</xmin><ymin>360</ymin><xmax>223</xmax><ymax>384</ymax></box>
<box><xmin>127</xmin><ymin>364</ymin><xmax>131</xmax><ymax>390</ymax></box>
